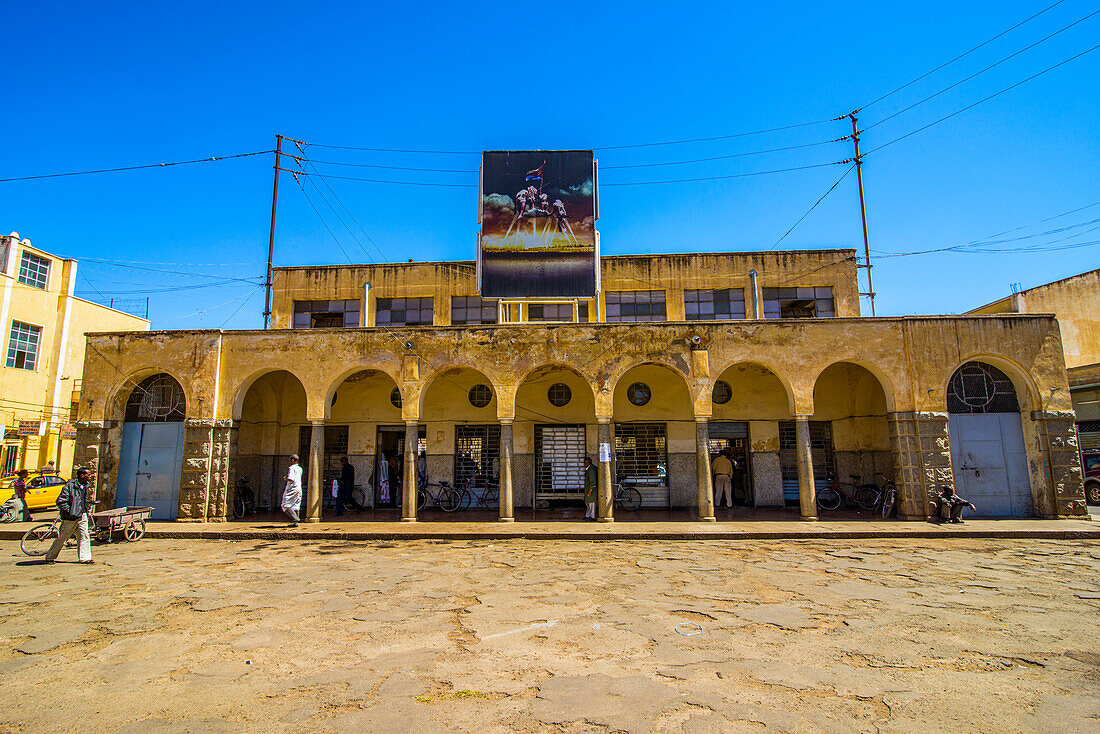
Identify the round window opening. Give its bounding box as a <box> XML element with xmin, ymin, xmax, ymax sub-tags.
<box><xmin>390</xmin><ymin>387</ymin><xmax>402</xmax><ymax>409</ymax></box>
<box><xmin>627</xmin><ymin>382</ymin><xmax>651</xmax><ymax>407</ymax></box>
<box><xmin>548</xmin><ymin>383</ymin><xmax>572</xmax><ymax>407</ymax></box>
<box><xmin>468</xmin><ymin>384</ymin><xmax>493</xmax><ymax>408</ymax></box>
<box><xmin>712</xmin><ymin>380</ymin><xmax>732</xmax><ymax>404</ymax></box>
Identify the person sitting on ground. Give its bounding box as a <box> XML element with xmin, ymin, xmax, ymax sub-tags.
<box><xmin>933</xmin><ymin>485</ymin><xmax>976</xmax><ymax>524</ymax></box>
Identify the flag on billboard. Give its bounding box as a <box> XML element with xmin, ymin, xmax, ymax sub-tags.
<box><xmin>525</xmin><ymin>162</ymin><xmax>545</xmax><ymax>181</ymax></box>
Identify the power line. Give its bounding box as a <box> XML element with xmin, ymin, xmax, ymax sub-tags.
<box><xmin>598</xmin><ymin>138</ymin><xmax>846</xmax><ymax>170</ymax></box>
<box><xmin>158</xmin><ymin>285</ymin><xmax>265</xmax><ymax>322</ymax></box>
<box><xmin>593</xmin><ymin>119</ymin><xmax>838</xmax><ymax>151</ymax></box>
<box><xmin>290</xmin><ymin>173</ymin><xmax>355</xmax><ymax>263</ymax></box>
<box><xmin>769</xmin><ymin>165</ymin><xmax>857</xmax><ymax>250</ymax></box>
<box><xmin>79</xmin><ymin>258</ymin><xmax>264</xmax><ymax>283</ymax></box>
<box><xmin>863</xmin><ymin>41</ymin><xmax>1100</xmax><ymax>156</ymax></box>
<box><xmin>860</xmin><ymin>0</ymin><xmax>1067</xmax><ymax>110</ymax></box>
<box><xmin>283</xmin><ymin>168</ymin><xmax>476</xmax><ymax>188</ymax></box>
<box><xmin>291</xmin><ymin>153</ymin><xmax>390</xmax><ymax>262</ymax></box>
<box><xmin>864</xmin><ymin>8</ymin><xmax>1100</xmax><ymax>133</ymax></box>
<box><xmin>602</xmin><ymin>161</ymin><xmax>846</xmax><ymax>186</ymax></box>
<box><xmin>0</xmin><ymin>150</ymin><xmax>272</xmax><ymax>183</ymax></box>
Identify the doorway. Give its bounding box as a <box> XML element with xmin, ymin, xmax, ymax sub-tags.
<box><xmin>117</xmin><ymin>422</ymin><xmax>184</xmax><ymax>520</ymax></box>
<box><xmin>708</xmin><ymin>421</ymin><xmax>752</xmax><ymax>505</ymax></box>
<box><xmin>373</xmin><ymin>425</ymin><xmax>425</xmax><ymax>508</ymax></box>
<box><xmin>534</xmin><ymin>424</ymin><xmax>585</xmax><ymax>502</ymax></box>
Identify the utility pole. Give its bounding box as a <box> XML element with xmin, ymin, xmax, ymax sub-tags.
<box><xmin>848</xmin><ymin>112</ymin><xmax>875</xmax><ymax>316</ymax></box>
<box><xmin>263</xmin><ymin>134</ymin><xmax>284</xmax><ymax>329</ymax></box>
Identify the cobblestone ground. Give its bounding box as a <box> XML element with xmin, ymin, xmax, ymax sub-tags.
<box><xmin>1</xmin><ymin>538</ymin><xmax>1098</xmax><ymax>733</ymax></box>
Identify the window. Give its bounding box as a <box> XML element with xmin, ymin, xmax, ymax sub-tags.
<box><xmin>779</xmin><ymin>421</ymin><xmax>835</xmax><ymax>484</ymax></box>
<box><xmin>455</xmin><ymin>425</ymin><xmax>501</xmax><ymax>489</ymax></box>
<box><xmin>548</xmin><ymin>383</ymin><xmax>572</xmax><ymax>407</ymax></box>
<box><xmin>528</xmin><ymin>303</ymin><xmax>574</xmax><ymax>322</ymax></box>
<box><xmin>468</xmin><ymin>384</ymin><xmax>493</xmax><ymax>408</ymax></box>
<box><xmin>712</xmin><ymin>380</ymin><xmax>732</xmax><ymax>404</ymax></box>
<box><xmin>390</xmin><ymin>387</ymin><xmax>402</xmax><ymax>409</ymax></box>
<box><xmin>627</xmin><ymin>382</ymin><xmax>651</xmax><ymax>406</ymax></box>
<box><xmin>6</xmin><ymin>321</ymin><xmax>41</xmax><ymax>370</ymax></box>
<box><xmin>762</xmin><ymin>287</ymin><xmax>834</xmax><ymax>318</ymax></box>
<box><xmin>17</xmin><ymin>252</ymin><xmax>50</xmax><ymax>290</ymax></box>
<box><xmin>614</xmin><ymin>423</ymin><xmax>668</xmax><ymax>487</ymax></box>
<box><xmin>1</xmin><ymin>446</ymin><xmax>18</xmax><ymax>476</ymax></box>
<box><xmin>293</xmin><ymin>300</ymin><xmax>360</xmax><ymax>328</ymax></box>
<box><xmin>376</xmin><ymin>297</ymin><xmax>433</xmax><ymax>326</ymax></box>
<box><xmin>124</xmin><ymin>374</ymin><xmax>186</xmax><ymax>422</ymax></box>
<box><xmin>0</xmin><ymin>239</ymin><xmax>9</xmax><ymax>275</ymax></box>
<box><xmin>947</xmin><ymin>362</ymin><xmax>1020</xmax><ymax>414</ymax></box>
<box><xmin>685</xmin><ymin>289</ymin><xmax>746</xmax><ymax>320</ymax></box>
<box><xmin>451</xmin><ymin>296</ymin><xmax>498</xmax><ymax>325</ymax></box>
<box><xmin>605</xmin><ymin>291</ymin><xmax>666</xmax><ymax>322</ymax></box>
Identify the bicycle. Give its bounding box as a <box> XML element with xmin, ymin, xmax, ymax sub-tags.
<box><xmin>21</xmin><ymin>508</ymin><xmax>110</xmax><ymax>556</ymax></box>
<box><xmin>232</xmin><ymin>477</ymin><xmax>255</xmax><ymax>520</ymax></box>
<box><xmin>464</xmin><ymin>476</ymin><xmax>499</xmax><ymax>510</ymax></box>
<box><xmin>416</xmin><ymin>480</ymin><xmax>464</xmax><ymax>512</ymax></box>
<box><xmin>867</xmin><ymin>472</ymin><xmax>897</xmax><ymax>518</ymax></box>
<box><xmin>815</xmin><ymin>474</ymin><xmax>878</xmax><ymax>511</ymax></box>
<box><xmin>612</xmin><ymin>483</ymin><xmax>642</xmax><ymax>511</ymax></box>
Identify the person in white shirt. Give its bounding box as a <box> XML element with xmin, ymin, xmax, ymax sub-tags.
<box><xmin>282</xmin><ymin>454</ymin><xmax>303</xmax><ymax>527</ymax></box>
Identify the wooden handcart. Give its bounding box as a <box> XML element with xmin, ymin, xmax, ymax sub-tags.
<box><xmin>90</xmin><ymin>506</ymin><xmax>153</xmax><ymax>543</ymax></box>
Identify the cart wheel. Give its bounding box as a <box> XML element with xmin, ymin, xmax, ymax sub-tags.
<box><xmin>124</xmin><ymin>519</ymin><xmax>146</xmax><ymax>542</ymax></box>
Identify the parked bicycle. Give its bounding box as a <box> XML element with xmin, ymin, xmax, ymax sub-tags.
<box><xmin>816</xmin><ymin>473</ymin><xmax>878</xmax><ymax>511</ymax></box>
<box><xmin>231</xmin><ymin>477</ymin><xmax>255</xmax><ymax>520</ymax></box>
<box><xmin>868</xmin><ymin>472</ymin><xmax>898</xmax><ymax>518</ymax></box>
<box><xmin>612</xmin><ymin>483</ymin><xmax>642</xmax><ymax>511</ymax></box>
<box><xmin>417</xmin><ymin>480</ymin><xmax>464</xmax><ymax>512</ymax></box>
<box><xmin>464</xmin><ymin>476</ymin><xmax>499</xmax><ymax>510</ymax></box>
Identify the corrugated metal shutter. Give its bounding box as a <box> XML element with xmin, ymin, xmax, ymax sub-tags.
<box><xmin>535</xmin><ymin>425</ymin><xmax>585</xmax><ymax>499</ymax></box>
<box><xmin>1079</xmin><ymin>421</ymin><xmax>1100</xmax><ymax>451</ymax></box>
<box><xmin>779</xmin><ymin>421</ymin><xmax>835</xmax><ymax>504</ymax></box>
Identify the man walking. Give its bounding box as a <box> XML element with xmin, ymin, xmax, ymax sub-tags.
<box><xmin>45</xmin><ymin>467</ymin><xmax>94</xmax><ymax>564</ymax></box>
<box><xmin>712</xmin><ymin>448</ymin><xmax>734</xmax><ymax>509</ymax></box>
<box><xmin>335</xmin><ymin>456</ymin><xmax>362</xmax><ymax>516</ymax></box>
<box><xmin>282</xmin><ymin>454</ymin><xmax>303</xmax><ymax>527</ymax></box>
<box><xmin>583</xmin><ymin>457</ymin><xmax>598</xmax><ymax>520</ymax></box>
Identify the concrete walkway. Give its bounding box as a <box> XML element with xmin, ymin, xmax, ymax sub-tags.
<box><xmin>2</xmin><ymin>511</ymin><xmax>1096</xmax><ymax>541</ymax></box>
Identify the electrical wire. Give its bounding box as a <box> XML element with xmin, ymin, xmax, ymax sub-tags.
<box><xmin>769</xmin><ymin>165</ymin><xmax>856</xmax><ymax>250</ymax></box>
<box><xmin>863</xmin><ymin>8</ymin><xmax>1100</xmax><ymax>133</ymax></box>
<box><xmin>602</xmin><ymin>161</ymin><xmax>846</xmax><ymax>186</ymax></box>
<box><xmin>863</xmin><ymin>41</ymin><xmax>1100</xmax><ymax>156</ymax></box>
<box><xmin>283</xmin><ymin>168</ymin><xmax>476</xmax><ymax>188</ymax></box>
<box><xmin>296</xmin><ymin>157</ymin><xmax>390</xmax><ymax>263</ymax></box>
<box><xmin>158</xmin><ymin>285</ymin><xmax>266</xmax><ymax>322</ymax></box>
<box><xmin>291</xmin><ymin>174</ymin><xmax>355</xmax><ymax>263</ymax></box>
<box><xmin>78</xmin><ymin>258</ymin><xmax>264</xmax><ymax>283</ymax></box>
<box><xmin>0</xmin><ymin>150</ymin><xmax>272</xmax><ymax>183</ymax></box>
<box><xmin>860</xmin><ymin>0</ymin><xmax>1067</xmax><ymax>110</ymax></box>
<box><xmin>598</xmin><ymin>138</ymin><xmax>846</xmax><ymax>170</ymax></box>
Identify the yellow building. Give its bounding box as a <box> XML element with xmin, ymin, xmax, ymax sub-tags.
<box><xmin>74</xmin><ymin>248</ymin><xmax>1086</xmax><ymax>523</ymax></box>
<box><xmin>1</xmin><ymin>233</ymin><xmax>149</xmax><ymax>477</ymax></box>
<box><xmin>967</xmin><ymin>269</ymin><xmax>1100</xmax><ymax>451</ymax></box>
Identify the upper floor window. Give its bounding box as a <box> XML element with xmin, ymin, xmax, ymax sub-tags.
<box><xmin>685</xmin><ymin>288</ymin><xmax>745</xmax><ymax>320</ymax></box>
<box><xmin>18</xmin><ymin>252</ymin><xmax>50</xmax><ymax>290</ymax></box>
<box><xmin>452</xmin><ymin>296</ymin><xmax>498</xmax><ymax>325</ymax></box>
<box><xmin>293</xmin><ymin>300</ymin><xmax>360</xmax><ymax>328</ymax></box>
<box><xmin>528</xmin><ymin>303</ymin><xmax>579</xmax><ymax>322</ymax></box>
<box><xmin>6</xmin><ymin>321</ymin><xmax>42</xmax><ymax>370</ymax></box>
<box><xmin>376</xmin><ymin>297</ymin><xmax>433</xmax><ymax>326</ymax></box>
<box><xmin>762</xmin><ymin>287</ymin><xmax>834</xmax><ymax>318</ymax></box>
<box><xmin>605</xmin><ymin>290</ymin><xmax>666</xmax><ymax>322</ymax></box>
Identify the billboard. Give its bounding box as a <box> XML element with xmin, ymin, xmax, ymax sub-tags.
<box><xmin>479</xmin><ymin>150</ymin><xmax>597</xmax><ymax>298</ymax></box>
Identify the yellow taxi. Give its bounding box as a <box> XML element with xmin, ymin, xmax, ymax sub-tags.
<box><xmin>0</xmin><ymin>471</ymin><xmax>68</xmax><ymax>512</ymax></box>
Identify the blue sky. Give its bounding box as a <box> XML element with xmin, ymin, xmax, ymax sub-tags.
<box><xmin>5</xmin><ymin>0</ymin><xmax>1098</xmax><ymax>329</ymax></box>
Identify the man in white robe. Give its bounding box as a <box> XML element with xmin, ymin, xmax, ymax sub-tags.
<box><xmin>282</xmin><ymin>454</ymin><xmax>303</xmax><ymax>527</ymax></box>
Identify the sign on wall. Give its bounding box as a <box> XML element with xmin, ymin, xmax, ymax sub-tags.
<box><xmin>59</xmin><ymin>424</ymin><xmax>78</xmax><ymax>440</ymax></box>
<box><xmin>478</xmin><ymin>150</ymin><xmax>598</xmax><ymax>298</ymax></box>
<box><xmin>18</xmin><ymin>420</ymin><xmax>44</xmax><ymax>437</ymax></box>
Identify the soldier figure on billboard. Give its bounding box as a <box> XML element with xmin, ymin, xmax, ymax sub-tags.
<box><xmin>552</xmin><ymin>198</ymin><xmax>579</xmax><ymax>246</ymax></box>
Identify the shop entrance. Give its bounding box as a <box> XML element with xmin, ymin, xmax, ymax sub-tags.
<box><xmin>614</xmin><ymin>422</ymin><xmax>669</xmax><ymax>508</ymax></box>
<box><xmin>534</xmin><ymin>424</ymin><xmax>585</xmax><ymax>502</ymax></box>
<box><xmin>373</xmin><ymin>425</ymin><xmax>425</xmax><ymax>508</ymax></box>
<box><xmin>707</xmin><ymin>421</ymin><xmax>752</xmax><ymax>505</ymax></box>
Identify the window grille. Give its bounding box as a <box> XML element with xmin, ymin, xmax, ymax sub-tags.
<box><xmin>293</xmin><ymin>300</ymin><xmax>360</xmax><ymax>328</ymax></box>
<box><xmin>6</xmin><ymin>321</ymin><xmax>41</xmax><ymax>370</ymax></box>
<box><xmin>762</xmin><ymin>287</ymin><xmax>834</xmax><ymax>318</ymax></box>
<box><xmin>535</xmin><ymin>425</ymin><xmax>585</xmax><ymax>498</ymax></box>
<box><xmin>454</xmin><ymin>424</ymin><xmax>500</xmax><ymax>490</ymax></box>
<box><xmin>376</xmin><ymin>297</ymin><xmax>433</xmax><ymax>326</ymax></box>
<box><xmin>779</xmin><ymin>421</ymin><xmax>835</xmax><ymax>482</ymax></box>
<box><xmin>390</xmin><ymin>387</ymin><xmax>402</xmax><ymax>409</ymax></box>
<box><xmin>18</xmin><ymin>252</ymin><xmax>50</xmax><ymax>290</ymax></box>
<box><xmin>547</xmin><ymin>383</ymin><xmax>572</xmax><ymax>407</ymax></box>
<box><xmin>451</xmin><ymin>295</ymin><xmax>498</xmax><ymax>325</ymax></box>
<box><xmin>685</xmin><ymin>289</ymin><xmax>745</xmax><ymax>320</ymax></box>
<box><xmin>1</xmin><ymin>446</ymin><xmax>18</xmax><ymax>476</ymax></box>
<box><xmin>605</xmin><ymin>291</ymin><xmax>666</xmax><ymax>322</ymax></box>
<box><xmin>468</xmin><ymin>384</ymin><xmax>493</xmax><ymax>408</ymax></box>
<box><xmin>627</xmin><ymin>382</ymin><xmax>651</xmax><ymax>406</ymax></box>
<box><xmin>712</xmin><ymin>380</ymin><xmax>732</xmax><ymax>404</ymax></box>
<box><xmin>125</xmin><ymin>374</ymin><xmax>186</xmax><ymax>422</ymax></box>
<box><xmin>947</xmin><ymin>361</ymin><xmax>1020</xmax><ymax>413</ymax></box>
<box><xmin>614</xmin><ymin>423</ymin><xmax>668</xmax><ymax>487</ymax></box>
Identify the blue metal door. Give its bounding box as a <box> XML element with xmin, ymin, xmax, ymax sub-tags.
<box><xmin>119</xmin><ymin>422</ymin><xmax>184</xmax><ymax>520</ymax></box>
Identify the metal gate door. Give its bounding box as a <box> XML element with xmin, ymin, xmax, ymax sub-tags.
<box><xmin>535</xmin><ymin>425</ymin><xmax>585</xmax><ymax>500</ymax></box>
<box><xmin>949</xmin><ymin>413</ymin><xmax>1031</xmax><ymax>517</ymax></box>
<box><xmin>614</xmin><ymin>423</ymin><xmax>670</xmax><ymax>508</ymax></box>
<box><xmin>118</xmin><ymin>422</ymin><xmax>184</xmax><ymax>520</ymax></box>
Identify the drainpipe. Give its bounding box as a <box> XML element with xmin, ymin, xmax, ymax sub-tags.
<box><xmin>363</xmin><ymin>282</ymin><xmax>371</xmax><ymax>327</ymax></box>
<box><xmin>749</xmin><ymin>270</ymin><xmax>761</xmax><ymax>319</ymax></box>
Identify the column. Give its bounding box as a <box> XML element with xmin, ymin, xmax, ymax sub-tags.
<box><xmin>695</xmin><ymin>419</ymin><xmax>716</xmax><ymax>521</ymax></box>
<box><xmin>1032</xmin><ymin>410</ymin><xmax>1087</xmax><ymax>517</ymax></box>
<box><xmin>795</xmin><ymin>415</ymin><xmax>817</xmax><ymax>521</ymax></box>
<box><xmin>597</xmin><ymin>418</ymin><xmax>614</xmax><ymax>522</ymax></box>
<box><xmin>888</xmin><ymin>411</ymin><xmax>954</xmax><ymax>520</ymax></box>
<box><xmin>306</xmin><ymin>420</ymin><xmax>324</xmax><ymax>522</ymax></box>
<box><xmin>498</xmin><ymin>420</ymin><xmax>515</xmax><ymax>522</ymax></box>
<box><xmin>401</xmin><ymin>420</ymin><xmax>418</xmax><ymax>522</ymax></box>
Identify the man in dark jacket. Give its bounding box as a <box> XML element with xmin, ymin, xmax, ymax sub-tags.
<box><xmin>45</xmin><ymin>467</ymin><xmax>94</xmax><ymax>563</ymax></box>
<box><xmin>335</xmin><ymin>456</ymin><xmax>362</xmax><ymax>516</ymax></box>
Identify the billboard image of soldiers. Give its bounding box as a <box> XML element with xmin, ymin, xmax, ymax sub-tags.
<box><xmin>479</xmin><ymin>150</ymin><xmax>597</xmax><ymax>298</ymax></box>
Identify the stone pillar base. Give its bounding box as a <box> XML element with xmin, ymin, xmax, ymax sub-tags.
<box><xmin>598</xmin><ymin>517</ymin><xmax>615</xmax><ymax>523</ymax></box>
<box><xmin>498</xmin><ymin>517</ymin><xmax>515</xmax><ymax>523</ymax></box>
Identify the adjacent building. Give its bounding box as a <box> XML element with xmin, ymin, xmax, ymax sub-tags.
<box><xmin>73</xmin><ymin>248</ymin><xmax>1086</xmax><ymax>523</ymax></box>
<box><xmin>1</xmin><ymin>233</ymin><xmax>149</xmax><ymax>477</ymax></box>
